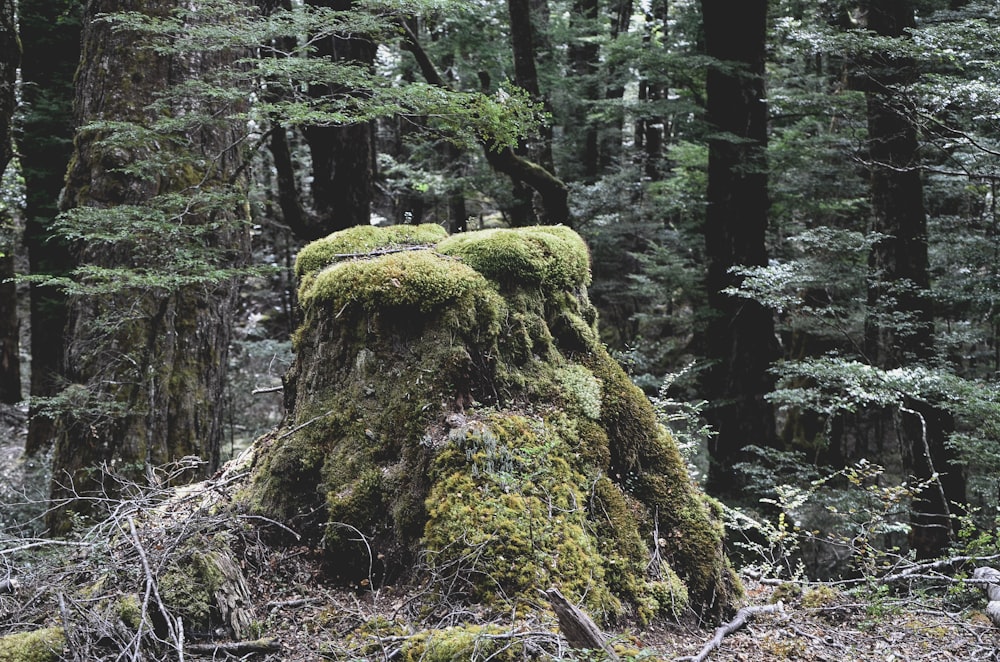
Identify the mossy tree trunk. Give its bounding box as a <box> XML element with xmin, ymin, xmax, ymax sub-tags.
<box><xmin>0</xmin><ymin>0</ymin><xmax>21</xmax><ymax>404</ymax></box>
<box><xmin>20</xmin><ymin>0</ymin><xmax>81</xmax><ymax>453</ymax></box>
<box><xmin>47</xmin><ymin>0</ymin><xmax>251</xmax><ymax>531</ymax></box>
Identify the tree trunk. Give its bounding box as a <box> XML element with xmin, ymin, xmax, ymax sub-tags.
<box><xmin>700</xmin><ymin>0</ymin><xmax>778</xmax><ymax>492</ymax></box>
<box><xmin>568</xmin><ymin>0</ymin><xmax>599</xmax><ymax>180</ymax></box>
<box><xmin>862</xmin><ymin>0</ymin><xmax>965</xmax><ymax>557</ymax></box>
<box><xmin>47</xmin><ymin>0</ymin><xmax>251</xmax><ymax>532</ymax></box>
<box><xmin>301</xmin><ymin>0</ymin><xmax>376</xmax><ymax>235</ymax></box>
<box><xmin>0</xmin><ymin>0</ymin><xmax>21</xmax><ymax>404</ymax></box>
<box><xmin>19</xmin><ymin>0</ymin><xmax>80</xmax><ymax>452</ymax></box>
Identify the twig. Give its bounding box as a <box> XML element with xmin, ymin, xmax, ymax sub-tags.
<box><xmin>675</xmin><ymin>602</ymin><xmax>784</xmax><ymax>662</ymax></box>
<box><xmin>185</xmin><ymin>638</ymin><xmax>281</xmax><ymax>656</ymax></box>
<box><xmin>276</xmin><ymin>409</ymin><xmax>336</xmax><ymax>441</ymax></box>
<box><xmin>252</xmin><ymin>385</ymin><xmax>283</xmax><ymax>395</ymax></box>
<box><xmin>880</xmin><ymin>553</ymin><xmax>1000</xmax><ymax>583</ymax></box>
<box><xmin>237</xmin><ymin>514</ymin><xmax>302</xmax><ymax>541</ymax></box>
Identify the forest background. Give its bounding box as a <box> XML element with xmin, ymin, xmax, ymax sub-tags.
<box><xmin>1</xmin><ymin>0</ymin><xmax>1000</xmax><ymax>637</ymax></box>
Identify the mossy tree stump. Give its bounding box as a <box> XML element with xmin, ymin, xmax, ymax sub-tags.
<box><xmin>239</xmin><ymin>224</ymin><xmax>740</xmax><ymax>621</ymax></box>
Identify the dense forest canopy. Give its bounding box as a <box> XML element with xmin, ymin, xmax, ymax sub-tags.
<box><xmin>1</xmin><ymin>0</ymin><xmax>1000</xmax><ymax>658</ymax></box>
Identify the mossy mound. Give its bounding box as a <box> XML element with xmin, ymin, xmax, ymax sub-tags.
<box><xmin>240</xmin><ymin>224</ymin><xmax>739</xmax><ymax>622</ymax></box>
<box><xmin>0</xmin><ymin>628</ymin><xmax>65</xmax><ymax>662</ymax></box>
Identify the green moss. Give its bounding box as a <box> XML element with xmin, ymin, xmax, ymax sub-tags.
<box><xmin>0</xmin><ymin>628</ymin><xmax>65</xmax><ymax>662</ymax></box>
<box><xmin>300</xmin><ymin>250</ymin><xmax>499</xmax><ymax>316</ymax></box>
<box><xmin>116</xmin><ymin>594</ymin><xmax>143</xmax><ymax>630</ymax></box>
<box><xmin>400</xmin><ymin>625</ymin><xmax>526</xmax><ymax>662</ymax></box>
<box><xmin>295</xmin><ymin>223</ymin><xmax>448</xmax><ymax>280</ymax></box>
<box><xmin>158</xmin><ymin>547</ymin><xmax>230</xmax><ymax>627</ymax></box>
<box><xmin>555</xmin><ymin>364</ymin><xmax>602</xmax><ymax>419</ymax></box>
<box><xmin>437</xmin><ymin>225</ymin><xmax>591</xmax><ymax>290</ymax></box>
<box><xmin>423</xmin><ymin>413</ymin><xmax>625</xmax><ymax>618</ymax></box>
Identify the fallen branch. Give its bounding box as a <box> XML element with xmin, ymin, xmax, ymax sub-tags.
<box><xmin>186</xmin><ymin>638</ymin><xmax>281</xmax><ymax>656</ymax></box>
<box><xmin>882</xmin><ymin>554</ymin><xmax>1000</xmax><ymax>584</ymax></box>
<box><xmin>544</xmin><ymin>587</ymin><xmax>619</xmax><ymax>661</ymax></box>
<box><xmin>676</xmin><ymin>602</ymin><xmax>784</xmax><ymax>662</ymax></box>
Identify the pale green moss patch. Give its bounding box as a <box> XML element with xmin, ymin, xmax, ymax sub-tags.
<box><xmin>0</xmin><ymin>627</ymin><xmax>65</xmax><ymax>662</ymax></box>
<box><xmin>437</xmin><ymin>225</ymin><xmax>591</xmax><ymax>290</ymax></box>
<box><xmin>423</xmin><ymin>412</ymin><xmax>630</xmax><ymax>618</ymax></box>
<box><xmin>399</xmin><ymin>625</ymin><xmax>527</xmax><ymax>662</ymax></box>
<box><xmin>300</xmin><ymin>250</ymin><xmax>498</xmax><ymax>315</ymax></box>
<box><xmin>295</xmin><ymin>222</ymin><xmax>447</xmax><ymax>280</ymax></box>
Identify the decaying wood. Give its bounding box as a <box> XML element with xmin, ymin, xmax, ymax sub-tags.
<box><xmin>186</xmin><ymin>638</ymin><xmax>281</xmax><ymax>656</ymax></box>
<box><xmin>0</xmin><ymin>577</ymin><xmax>17</xmax><ymax>594</ymax></box>
<box><xmin>544</xmin><ymin>587</ymin><xmax>619</xmax><ymax>661</ymax></box>
<box><xmin>677</xmin><ymin>602</ymin><xmax>784</xmax><ymax>662</ymax></box>
<box><xmin>205</xmin><ymin>550</ymin><xmax>254</xmax><ymax>639</ymax></box>
<box><xmin>973</xmin><ymin>566</ymin><xmax>1000</xmax><ymax>627</ymax></box>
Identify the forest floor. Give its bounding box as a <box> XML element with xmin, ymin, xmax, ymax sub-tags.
<box><xmin>1</xmin><ymin>403</ymin><xmax>999</xmax><ymax>661</ymax></box>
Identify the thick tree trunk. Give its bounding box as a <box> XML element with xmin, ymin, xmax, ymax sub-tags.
<box><xmin>47</xmin><ymin>0</ymin><xmax>250</xmax><ymax>532</ymax></box>
<box><xmin>700</xmin><ymin>0</ymin><xmax>778</xmax><ymax>492</ymax></box>
<box><xmin>862</xmin><ymin>0</ymin><xmax>965</xmax><ymax>557</ymax></box>
<box><xmin>0</xmin><ymin>0</ymin><xmax>21</xmax><ymax>404</ymax></box>
<box><xmin>20</xmin><ymin>0</ymin><xmax>80</xmax><ymax>453</ymax></box>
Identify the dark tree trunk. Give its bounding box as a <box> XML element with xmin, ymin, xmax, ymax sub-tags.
<box><xmin>0</xmin><ymin>0</ymin><xmax>20</xmax><ymax>404</ymax></box>
<box><xmin>47</xmin><ymin>0</ymin><xmax>251</xmax><ymax>532</ymax></box>
<box><xmin>568</xmin><ymin>0</ymin><xmax>599</xmax><ymax>180</ymax></box>
<box><xmin>20</xmin><ymin>0</ymin><xmax>80</xmax><ymax>452</ymax></box>
<box><xmin>301</xmin><ymin>0</ymin><xmax>375</xmax><ymax>235</ymax></box>
<box><xmin>700</xmin><ymin>0</ymin><xmax>778</xmax><ymax>492</ymax></box>
<box><xmin>507</xmin><ymin>0</ymin><xmax>556</xmax><ymax>219</ymax></box>
<box><xmin>862</xmin><ymin>0</ymin><xmax>965</xmax><ymax>557</ymax></box>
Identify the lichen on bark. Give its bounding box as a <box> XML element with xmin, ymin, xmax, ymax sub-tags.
<box><xmin>241</xmin><ymin>224</ymin><xmax>740</xmax><ymax>621</ymax></box>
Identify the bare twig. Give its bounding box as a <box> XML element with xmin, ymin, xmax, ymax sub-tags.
<box><xmin>675</xmin><ymin>602</ymin><xmax>785</xmax><ymax>662</ymax></box>
<box><xmin>185</xmin><ymin>638</ymin><xmax>281</xmax><ymax>656</ymax></box>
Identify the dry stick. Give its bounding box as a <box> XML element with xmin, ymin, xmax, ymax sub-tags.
<box><xmin>544</xmin><ymin>587</ymin><xmax>620</xmax><ymax>661</ymax></box>
<box><xmin>675</xmin><ymin>602</ymin><xmax>785</xmax><ymax>662</ymax></box>
<box><xmin>185</xmin><ymin>638</ymin><xmax>281</xmax><ymax>656</ymax></box>
<box><xmin>127</xmin><ymin>516</ymin><xmax>184</xmax><ymax>661</ymax></box>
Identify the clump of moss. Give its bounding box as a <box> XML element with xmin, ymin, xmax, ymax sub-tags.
<box><xmin>437</xmin><ymin>225</ymin><xmax>591</xmax><ymax>290</ymax></box>
<box><xmin>0</xmin><ymin>627</ymin><xmax>65</xmax><ymax>662</ymax></box>
<box><xmin>423</xmin><ymin>413</ymin><xmax>624</xmax><ymax>617</ymax></box>
<box><xmin>400</xmin><ymin>625</ymin><xmax>527</xmax><ymax>662</ymax></box>
<box><xmin>295</xmin><ymin>222</ymin><xmax>447</xmax><ymax>281</ymax></box>
<box><xmin>300</xmin><ymin>250</ymin><xmax>498</xmax><ymax>316</ymax></box>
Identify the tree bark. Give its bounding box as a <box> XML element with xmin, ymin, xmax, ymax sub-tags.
<box><xmin>700</xmin><ymin>0</ymin><xmax>778</xmax><ymax>492</ymax></box>
<box><xmin>301</xmin><ymin>0</ymin><xmax>376</xmax><ymax>235</ymax></box>
<box><xmin>861</xmin><ymin>0</ymin><xmax>965</xmax><ymax>558</ymax></box>
<box><xmin>19</xmin><ymin>0</ymin><xmax>80</xmax><ymax>451</ymax></box>
<box><xmin>47</xmin><ymin>0</ymin><xmax>251</xmax><ymax>531</ymax></box>
<box><xmin>0</xmin><ymin>0</ymin><xmax>21</xmax><ymax>404</ymax></box>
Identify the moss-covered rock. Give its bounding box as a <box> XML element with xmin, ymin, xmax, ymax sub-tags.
<box><xmin>239</xmin><ymin>224</ymin><xmax>739</xmax><ymax>622</ymax></box>
<box><xmin>0</xmin><ymin>628</ymin><xmax>65</xmax><ymax>662</ymax></box>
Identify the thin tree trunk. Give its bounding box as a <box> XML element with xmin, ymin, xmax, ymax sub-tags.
<box><xmin>862</xmin><ymin>0</ymin><xmax>965</xmax><ymax>557</ymax></box>
<box><xmin>0</xmin><ymin>0</ymin><xmax>21</xmax><ymax>404</ymax></box>
<box><xmin>19</xmin><ymin>0</ymin><xmax>80</xmax><ymax>452</ymax></box>
<box><xmin>700</xmin><ymin>0</ymin><xmax>778</xmax><ymax>492</ymax></box>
